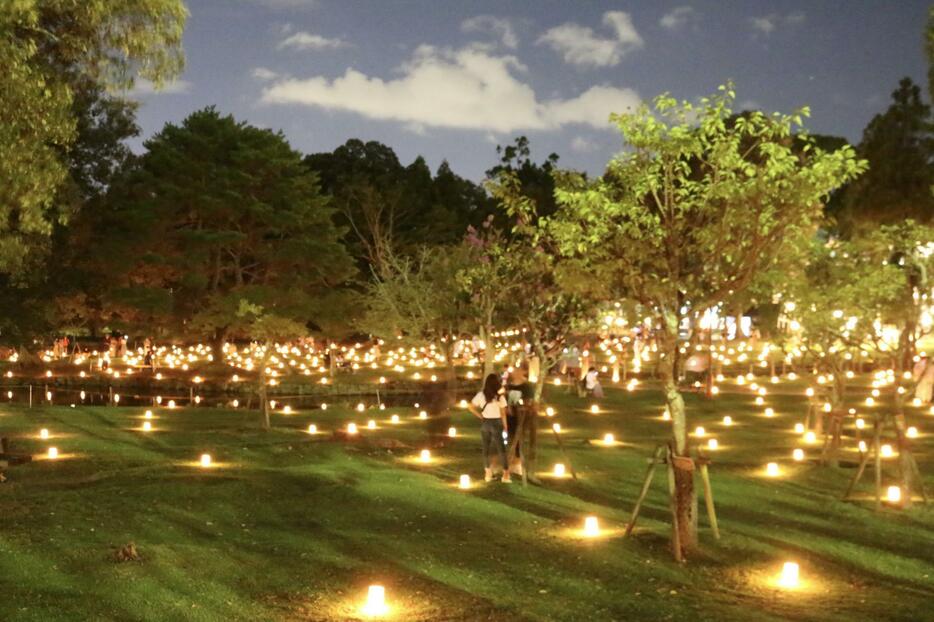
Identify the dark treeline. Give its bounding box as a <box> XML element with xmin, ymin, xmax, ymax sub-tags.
<box><xmin>1</xmin><ymin>74</ymin><xmax>932</xmax><ymax>347</ymax></box>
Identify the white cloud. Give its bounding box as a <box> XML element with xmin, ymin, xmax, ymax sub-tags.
<box><xmin>260</xmin><ymin>44</ymin><xmax>639</xmax><ymax>132</ymax></box>
<box><xmin>660</xmin><ymin>6</ymin><xmax>698</xmax><ymax>30</ymax></box>
<box><xmin>246</xmin><ymin>0</ymin><xmax>317</xmax><ymax>9</ymax></box>
<box><xmin>461</xmin><ymin>15</ymin><xmax>518</xmax><ymax>49</ymax></box>
<box><xmin>252</xmin><ymin>67</ymin><xmax>280</xmax><ymax>81</ymax></box>
<box><xmin>570</xmin><ymin>136</ymin><xmax>598</xmax><ymax>153</ymax></box>
<box><xmin>128</xmin><ymin>78</ymin><xmax>191</xmax><ymax>96</ymax></box>
<box><xmin>538</xmin><ymin>11</ymin><xmax>643</xmax><ymax>68</ymax></box>
<box><xmin>278</xmin><ymin>31</ymin><xmax>348</xmax><ymax>50</ymax></box>
<box><xmin>750</xmin><ymin>12</ymin><xmax>805</xmax><ymax>35</ymax></box>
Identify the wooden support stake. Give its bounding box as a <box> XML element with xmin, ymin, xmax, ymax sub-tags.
<box><xmin>666</xmin><ymin>444</ymin><xmax>683</xmax><ymax>563</ymax></box>
<box><xmin>698</xmin><ymin>460</ymin><xmax>720</xmax><ymax>540</ymax></box>
<box><xmin>873</xmin><ymin>420</ymin><xmax>882</xmax><ymax>510</ymax></box>
<box><xmin>843</xmin><ymin>449</ymin><xmax>871</xmax><ymax>500</ymax></box>
<box><xmin>625</xmin><ymin>445</ymin><xmax>664</xmax><ymax>536</ymax></box>
<box><xmin>551</xmin><ymin>424</ymin><xmax>578</xmax><ymax>481</ymax></box>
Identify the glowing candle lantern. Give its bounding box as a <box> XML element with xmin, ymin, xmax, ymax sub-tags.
<box><xmin>282</xmin><ymin>405</ymin><xmax>292</xmax><ymax>415</ymax></box>
<box><xmin>553</xmin><ymin>463</ymin><xmax>566</xmax><ymax>477</ymax></box>
<box><xmin>459</xmin><ymin>399</ymin><xmax>468</xmax><ymax>408</ymax></box>
<box><xmin>754</xmin><ymin>397</ymin><xmax>764</xmax><ymax>406</ymax></box>
<box><xmin>855</xmin><ymin>418</ymin><xmax>865</xmax><ymax>429</ymax></box>
<box><xmin>347</xmin><ymin>423</ymin><xmax>358</xmax><ymax>435</ymax></box>
<box><xmin>662</xmin><ymin>410</ymin><xmax>671</xmax><ymax>421</ymax></box>
<box><xmin>48</xmin><ymin>447</ymin><xmax>58</xmax><ymax>459</ymax></box>
<box><xmin>865</xmin><ymin>397</ymin><xmax>875</xmax><ymax>407</ymax></box>
<box><xmin>583</xmin><ymin>516</ymin><xmax>600</xmax><ymax>537</ymax></box>
<box><xmin>367</xmin><ymin>420</ymin><xmax>376</xmax><ymax>430</ymax></box>
<box><xmin>722</xmin><ymin>415</ymin><xmax>732</xmax><ymax>426</ymax></box>
<box><xmin>906</xmin><ymin>426</ymin><xmax>918</xmax><ymax>439</ymax></box>
<box><xmin>707</xmin><ymin>438</ymin><xmax>718</xmax><ymax>450</ymax></box>
<box><xmin>858</xmin><ymin>440</ymin><xmax>868</xmax><ymax>453</ymax></box>
<box><xmin>603</xmin><ymin>433</ymin><xmax>615</xmax><ymax>445</ymax></box>
<box><xmin>886</xmin><ymin>485</ymin><xmax>902</xmax><ymax>503</ymax></box>
<box><xmin>419</xmin><ymin>449</ymin><xmax>431</xmax><ymax>463</ymax></box>
<box><xmin>765</xmin><ymin>462</ymin><xmax>780</xmax><ymax>477</ymax></box>
<box><xmin>448</xmin><ymin>427</ymin><xmax>457</xmax><ymax>438</ymax></box>
<box><xmin>320</xmin><ymin>403</ymin><xmax>328</xmax><ymax>410</ymax></box>
<box><xmin>711</xmin><ymin>386</ymin><xmax>720</xmax><ymax>395</ymax></box>
<box><xmin>167</xmin><ymin>400</ymin><xmax>176</xmax><ymax>409</ymax></box>
<box><xmin>794</xmin><ymin>423</ymin><xmax>804</xmax><ymax>434</ymax></box>
<box><xmin>545</xmin><ymin>406</ymin><xmax>555</xmax><ymax>417</ymax></box>
<box><xmin>590</xmin><ymin>404</ymin><xmax>599</xmax><ymax>414</ymax></box>
<box><xmin>804</xmin><ymin>431</ymin><xmax>816</xmax><ymax>444</ymax></box>
<box><xmin>777</xmin><ymin>562</ymin><xmax>800</xmax><ymax>588</ymax></box>
<box><xmin>200</xmin><ymin>453</ymin><xmax>212</xmax><ymax>467</ymax></box>
<box><xmin>792</xmin><ymin>448</ymin><xmax>804</xmax><ymax>461</ymax></box>
<box><xmin>356</xmin><ymin>403</ymin><xmax>365</xmax><ymax>412</ymax></box>
<box><xmin>39</xmin><ymin>428</ymin><xmax>49</xmax><ymax>439</ymax></box>
<box><xmin>307</xmin><ymin>424</ymin><xmax>317</xmax><ymax>434</ymax></box>
<box><xmin>552</xmin><ymin>423</ymin><xmax>562</xmax><ymax>433</ymax></box>
<box><xmin>458</xmin><ymin>474</ymin><xmax>471</xmax><ymax>489</ymax></box>
<box><xmin>694</xmin><ymin>426</ymin><xmax>706</xmax><ymax>437</ymax></box>
<box><xmin>764</xmin><ymin>408</ymin><xmax>774</xmax><ymax>418</ymax></box>
<box><xmin>880</xmin><ymin>444</ymin><xmax>894</xmax><ymax>458</ymax></box>
<box><xmin>142</xmin><ymin>421</ymin><xmax>152</xmax><ymax>432</ymax></box>
<box><xmin>390</xmin><ymin>414</ymin><xmax>400</xmax><ymax>424</ymax></box>
<box><xmin>419</xmin><ymin>411</ymin><xmax>428</xmax><ymax>420</ymax></box>
<box><xmin>362</xmin><ymin>584</ymin><xmax>389</xmax><ymax>617</ymax></box>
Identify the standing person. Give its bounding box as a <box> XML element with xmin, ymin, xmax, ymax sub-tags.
<box><xmin>467</xmin><ymin>373</ymin><xmax>511</xmax><ymax>483</ymax></box>
<box><xmin>505</xmin><ymin>367</ymin><xmax>530</xmax><ymax>475</ymax></box>
<box><xmin>584</xmin><ymin>367</ymin><xmax>604</xmax><ymax>399</ymax></box>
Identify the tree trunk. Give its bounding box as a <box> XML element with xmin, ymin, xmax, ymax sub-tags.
<box><xmin>659</xmin><ymin>310</ymin><xmax>696</xmax><ymax>558</ymax></box>
<box><xmin>479</xmin><ymin>321</ymin><xmax>494</xmax><ymax>378</ymax></box>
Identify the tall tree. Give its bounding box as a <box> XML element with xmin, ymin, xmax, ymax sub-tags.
<box><xmin>306</xmin><ymin>140</ymin><xmax>490</xmax><ymax>277</ymax></box>
<box><xmin>547</xmin><ymin>85</ymin><xmax>864</xmax><ymax>559</ymax></box>
<box><xmin>831</xmin><ymin>78</ymin><xmax>934</xmax><ymax>235</ymax></box>
<box><xmin>95</xmin><ymin>108</ymin><xmax>355</xmax><ymax>343</ymax></box>
<box><xmin>0</xmin><ymin>0</ymin><xmax>185</xmax><ymax>278</ymax></box>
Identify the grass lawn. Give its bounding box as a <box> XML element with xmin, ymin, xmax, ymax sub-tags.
<box><xmin>0</xmin><ymin>376</ymin><xmax>932</xmax><ymax>621</ymax></box>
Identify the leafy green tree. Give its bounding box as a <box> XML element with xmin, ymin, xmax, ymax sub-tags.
<box><xmin>458</xmin><ymin>217</ymin><xmax>521</xmax><ymax>377</ymax></box>
<box><xmin>306</xmin><ymin>140</ymin><xmax>491</xmax><ymax>277</ymax></box>
<box><xmin>780</xmin><ymin>238</ymin><xmax>902</xmax><ymax>465</ymax></box>
<box><xmin>547</xmin><ymin>85</ymin><xmax>864</xmax><ymax>558</ymax></box>
<box><xmin>831</xmin><ymin>78</ymin><xmax>934</xmax><ymax>235</ymax></box>
<box><xmin>0</xmin><ymin>0</ymin><xmax>185</xmax><ymax>277</ymax></box>
<box><xmin>235</xmin><ymin>300</ymin><xmax>309</xmax><ymax>430</ymax></box>
<box><xmin>360</xmin><ymin>244</ymin><xmax>473</xmax><ymax>434</ymax></box>
<box><xmin>95</xmin><ymin>108</ymin><xmax>355</xmax><ymax>344</ymax></box>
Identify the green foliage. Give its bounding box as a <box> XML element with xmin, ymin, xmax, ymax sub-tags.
<box><xmin>831</xmin><ymin>78</ymin><xmax>934</xmax><ymax>235</ymax></box>
<box><xmin>0</xmin><ymin>0</ymin><xmax>186</xmax><ymax>277</ymax></box>
<box><xmin>88</xmin><ymin>108</ymin><xmax>355</xmax><ymax>338</ymax></box>
<box><xmin>360</xmin><ymin>245</ymin><xmax>473</xmax><ymax>350</ymax></box>
<box><xmin>546</xmin><ymin>84</ymin><xmax>865</xmax><ymax>451</ymax></box>
<box><xmin>306</xmin><ymin>140</ymin><xmax>492</xmax><ymax>276</ymax></box>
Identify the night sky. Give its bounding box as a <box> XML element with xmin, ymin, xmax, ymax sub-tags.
<box><xmin>129</xmin><ymin>0</ymin><xmax>931</xmax><ymax>179</ymax></box>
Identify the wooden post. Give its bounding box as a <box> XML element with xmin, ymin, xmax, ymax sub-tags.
<box><xmin>698</xmin><ymin>459</ymin><xmax>719</xmax><ymax>539</ymax></box>
<box><xmin>625</xmin><ymin>445</ymin><xmax>664</xmax><ymax>536</ymax></box>
<box><xmin>666</xmin><ymin>444</ymin><xmax>683</xmax><ymax>562</ymax></box>
<box><xmin>873</xmin><ymin>419</ymin><xmax>882</xmax><ymax>510</ymax></box>
<box><xmin>843</xmin><ymin>448</ymin><xmax>871</xmax><ymax>500</ymax></box>
<box><xmin>551</xmin><ymin>425</ymin><xmax>578</xmax><ymax>481</ymax></box>
<box><xmin>28</xmin><ymin>385</ymin><xmax>32</xmax><ymax>408</ymax></box>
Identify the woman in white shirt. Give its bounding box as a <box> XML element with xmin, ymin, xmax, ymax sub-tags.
<box><xmin>468</xmin><ymin>373</ymin><xmax>511</xmax><ymax>483</ymax></box>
